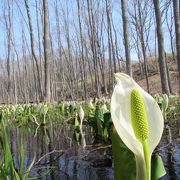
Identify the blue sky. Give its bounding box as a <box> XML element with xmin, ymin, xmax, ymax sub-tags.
<box><xmin>0</xmin><ymin>0</ymin><xmax>174</xmax><ymax>61</ymax></box>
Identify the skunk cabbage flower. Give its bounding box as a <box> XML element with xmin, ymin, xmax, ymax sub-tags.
<box><xmin>89</xmin><ymin>99</ymin><xmax>94</xmax><ymax>109</ymax></box>
<box><xmin>78</xmin><ymin>106</ymin><xmax>86</xmax><ymax>148</ymax></box>
<box><xmin>102</xmin><ymin>104</ymin><xmax>108</xmax><ymax>113</ymax></box>
<box><xmin>111</xmin><ymin>73</ymin><xmax>164</xmax><ymax>180</ymax></box>
<box><xmin>41</xmin><ymin>104</ymin><xmax>48</xmax><ymax>115</ymax></box>
<box><xmin>79</xmin><ymin>106</ymin><xmax>85</xmax><ymax>129</ymax></box>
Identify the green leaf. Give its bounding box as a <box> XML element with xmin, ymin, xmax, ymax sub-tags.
<box><xmin>111</xmin><ymin>127</ymin><xmax>166</xmax><ymax>180</ymax></box>
<box><xmin>95</xmin><ymin>104</ymin><xmax>104</xmax><ymax>136</ymax></box>
<box><xmin>74</xmin><ymin>113</ymin><xmax>79</xmax><ymax>128</ymax></box>
<box><xmin>19</xmin><ymin>137</ymin><xmax>25</xmax><ymax>176</ymax></box>
<box><xmin>74</xmin><ymin>131</ymin><xmax>80</xmax><ymax>143</ymax></box>
<box><xmin>151</xmin><ymin>155</ymin><xmax>166</xmax><ymax>180</ymax></box>
<box><xmin>103</xmin><ymin>128</ymin><xmax>108</xmax><ymax>142</ymax></box>
<box><xmin>103</xmin><ymin>112</ymin><xmax>112</xmax><ymax>129</ymax></box>
<box><xmin>111</xmin><ymin>127</ymin><xmax>136</xmax><ymax>180</ymax></box>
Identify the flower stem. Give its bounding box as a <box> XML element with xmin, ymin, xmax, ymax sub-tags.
<box><xmin>142</xmin><ymin>140</ymin><xmax>150</xmax><ymax>180</ymax></box>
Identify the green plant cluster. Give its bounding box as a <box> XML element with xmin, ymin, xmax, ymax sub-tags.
<box><xmin>153</xmin><ymin>94</ymin><xmax>180</xmax><ymax>120</ymax></box>
<box><xmin>0</xmin><ymin>114</ymin><xmax>34</xmax><ymax>179</ymax></box>
<box><xmin>0</xmin><ymin>94</ymin><xmax>178</xmax><ymax>179</ymax></box>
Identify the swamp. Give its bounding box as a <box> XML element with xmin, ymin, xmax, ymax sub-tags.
<box><xmin>0</xmin><ymin>94</ymin><xmax>180</xmax><ymax>179</ymax></box>
<box><xmin>0</xmin><ymin>0</ymin><xmax>180</xmax><ymax>179</ymax></box>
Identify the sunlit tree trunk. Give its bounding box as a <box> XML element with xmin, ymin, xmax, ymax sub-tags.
<box><xmin>87</xmin><ymin>0</ymin><xmax>101</xmax><ymax>98</ymax></box>
<box><xmin>136</xmin><ymin>0</ymin><xmax>150</xmax><ymax>92</ymax></box>
<box><xmin>24</xmin><ymin>0</ymin><xmax>43</xmax><ymax>101</ymax></box>
<box><xmin>153</xmin><ymin>0</ymin><xmax>170</xmax><ymax>94</ymax></box>
<box><xmin>43</xmin><ymin>0</ymin><xmax>51</xmax><ymax>101</ymax></box>
<box><xmin>35</xmin><ymin>0</ymin><xmax>43</xmax><ymax>92</ymax></box>
<box><xmin>54</xmin><ymin>0</ymin><xmax>65</xmax><ymax>99</ymax></box>
<box><xmin>121</xmin><ymin>0</ymin><xmax>132</xmax><ymax>76</ymax></box>
<box><xmin>77</xmin><ymin>0</ymin><xmax>87</xmax><ymax>100</ymax></box>
<box><xmin>173</xmin><ymin>0</ymin><xmax>180</xmax><ymax>93</ymax></box>
<box><xmin>4</xmin><ymin>0</ymin><xmax>12</xmax><ymax>103</ymax></box>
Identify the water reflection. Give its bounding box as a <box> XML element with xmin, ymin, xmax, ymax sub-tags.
<box><xmin>159</xmin><ymin>119</ymin><xmax>180</xmax><ymax>180</ymax></box>
<box><xmin>8</xmin><ymin>124</ymin><xmax>113</xmax><ymax>179</ymax></box>
<box><xmin>7</xmin><ymin>120</ymin><xmax>180</xmax><ymax>180</ymax></box>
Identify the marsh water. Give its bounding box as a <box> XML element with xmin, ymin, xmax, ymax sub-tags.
<box><xmin>8</xmin><ymin>119</ymin><xmax>180</xmax><ymax>180</ymax></box>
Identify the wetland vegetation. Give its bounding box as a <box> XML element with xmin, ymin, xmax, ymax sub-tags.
<box><xmin>0</xmin><ymin>94</ymin><xmax>179</xmax><ymax>179</ymax></box>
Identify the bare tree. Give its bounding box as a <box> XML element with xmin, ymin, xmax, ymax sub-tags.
<box><xmin>121</xmin><ymin>0</ymin><xmax>132</xmax><ymax>76</ymax></box>
<box><xmin>128</xmin><ymin>0</ymin><xmax>152</xmax><ymax>92</ymax></box>
<box><xmin>43</xmin><ymin>0</ymin><xmax>51</xmax><ymax>101</ymax></box>
<box><xmin>0</xmin><ymin>0</ymin><xmax>179</xmax><ymax>103</ymax></box>
<box><xmin>153</xmin><ymin>0</ymin><xmax>170</xmax><ymax>94</ymax></box>
<box><xmin>24</xmin><ymin>0</ymin><xmax>43</xmax><ymax>100</ymax></box>
<box><xmin>35</xmin><ymin>0</ymin><xmax>43</xmax><ymax>85</ymax></box>
<box><xmin>76</xmin><ymin>0</ymin><xmax>87</xmax><ymax>100</ymax></box>
<box><xmin>3</xmin><ymin>0</ymin><xmax>12</xmax><ymax>103</ymax></box>
<box><xmin>86</xmin><ymin>0</ymin><xmax>101</xmax><ymax>98</ymax></box>
<box><xmin>54</xmin><ymin>0</ymin><xmax>65</xmax><ymax>99</ymax></box>
<box><xmin>173</xmin><ymin>0</ymin><xmax>180</xmax><ymax>93</ymax></box>
<box><xmin>165</xmin><ymin>3</ymin><xmax>175</xmax><ymax>62</ymax></box>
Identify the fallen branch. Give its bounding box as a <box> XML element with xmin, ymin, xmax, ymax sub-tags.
<box><xmin>82</xmin><ymin>145</ymin><xmax>112</xmax><ymax>159</ymax></box>
<box><xmin>35</xmin><ymin>149</ymin><xmax>65</xmax><ymax>165</ymax></box>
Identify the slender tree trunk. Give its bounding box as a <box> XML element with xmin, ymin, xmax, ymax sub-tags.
<box><xmin>21</xmin><ymin>26</ymin><xmax>30</xmax><ymax>103</ymax></box>
<box><xmin>85</xmin><ymin>44</ymin><xmax>94</xmax><ymax>90</ymax></box>
<box><xmin>153</xmin><ymin>0</ymin><xmax>170</xmax><ymax>94</ymax></box>
<box><xmin>4</xmin><ymin>0</ymin><xmax>12</xmax><ymax>103</ymax></box>
<box><xmin>112</xmin><ymin>16</ymin><xmax>121</xmax><ymax>72</ymax></box>
<box><xmin>106</xmin><ymin>0</ymin><xmax>115</xmax><ymax>93</ymax></box>
<box><xmin>43</xmin><ymin>0</ymin><xmax>51</xmax><ymax>101</ymax></box>
<box><xmin>25</xmin><ymin>0</ymin><xmax>43</xmax><ymax>100</ymax></box>
<box><xmin>121</xmin><ymin>0</ymin><xmax>132</xmax><ymax>76</ymax></box>
<box><xmin>165</xmin><ymin>52</ymin><xmax>172</xmax><ymax>93</ymax></box>
<box><xmin>54</xmin><ymin>0</ymin><xmax>65</xmax><ymax>99</ymax></box>
<box><xmin>106</xmin><ymin>6</ymin><xmax>113</xmax><ymax>92</ymax></box>
<box><xmin>166</xmin><ymin>5</ymin><xmax>176</xmax><ymax>62</ymax></box>
<box><xmin>35</xmin><ymin>0</ymin><xmax>43</xmax><ymax>90</ymax></box>
<box><xmin>173</xmin><ymin>0</ymin><xmax>180</xmax><ymax>93</ymax></box>
<box><xmin>12</xmin><ymin>57</ymin><xmax>17</xmax><ymax>104</ymax></box>
<box><xmin>77</xmin><ymin>0</ymin><xmax>87</xmax><ymax>100</ymax></box>
<box><xmin>11</xmin><ymin>38</ymin><xmax>21</xmax><ymax>103</ymax></box>
<box><xmin>87</xmin><ymin>0</ymin><xmax>101</xmax><ymax>98</ymax></box>
<box><xmin>137</xmin><ymin>0</ymin><xmax>150</xmax><ymax>93</ymax></box>
<box><xmin>48</xmin><ymin>9</ymin><xmax>56</xmax><ymax>101</ymax></box>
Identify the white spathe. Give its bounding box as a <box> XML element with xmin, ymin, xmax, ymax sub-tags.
<box><xmin>111</xmin><ymin>73</ymin><xmax>164</xmax><ymax>179</ymax></box>
<box><xmin>79</xmin><ymin>106</ymin><xmax>85</xmax><ymax>129</ymax></box>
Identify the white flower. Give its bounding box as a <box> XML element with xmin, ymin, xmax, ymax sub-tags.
<box><xmin>89</xmin><ymin>99</ymin><xmax>94</xmax><ymax>109</ymax></box>
<box><xmin>111</xmin><ymin>73</ymin><xmax>164</xmax><ymax>180</ymax></box>
<box><xmin>79</xmin><ymin>106</ymin><xmax>84</xmax><ymax>129</ymax></box>
<box><xmin>102</xmin><ymin>104</ymin><xmax>108</xmax><ymax>113</ymax></box>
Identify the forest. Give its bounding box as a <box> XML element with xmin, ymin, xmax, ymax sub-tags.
<box><xmin>0</xmin><ymin>0</ymin><xmax>179</xmax><ymax>179</ymax></box>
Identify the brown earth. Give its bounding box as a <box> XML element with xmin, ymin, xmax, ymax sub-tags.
<box><xmin>136</xmin><ymin>71</ymin><xmax>179</xmax><ymax>95</ymax></box>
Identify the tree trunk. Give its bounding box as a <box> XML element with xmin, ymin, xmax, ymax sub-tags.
<box><xmin>77</xmin><ymin>0</ymin><xmax>87</xmax><ymax>100</ymax></box>
<box><xmin>153</xmin><ymin>0</ymin><xmax>170</xmax><ymax>94</ymax></box>
<box><xmin>35</xmin><ymin>0</ymin><xmax>43</xmax><ymax>91</ymax></box>
<box><xmin>173</xmin><ymin>0</ymin><xmax>180</xmax><ymax>93</ymax></box>
<box><xmin>4</xmin><ymin>0</ymin><xmax>12</xmax><ymax>103</ymax></box>
<box><xmin>54</xmin><ymin>0</ymin><xmax>65</xmax><ymax>99</ymax></box>
<box><xmin>25</xmin><ymin>0</ymin><xmax>43</xmax><ymax>100</ymax></box>
<box><xmin>166</xmin><ymin>5</ymin><xmax>176</xmax><ymax>62</ymax></box>
<box><xmin>87</xmin><ymin>0</ymin><xmax>101</xmax><ymax>98</ymax></box>
<box><xmin>165</xmin><ymin>52</ymin><xmax>172</xmax><ymax>93</ymax></box>
<box><xmin>121</xmin><ymin>0</ymin><xmax>132</xmax><ymax>76</ymax></box>
<box><xmin>43</xmin><ymin>0</ymin><xmax>51</xmax><ymax>101</ymax></box>
<box><xmin>137</xmin><ymin>0</ymin><xmax>150</xmax><ymax>93</ymax></box>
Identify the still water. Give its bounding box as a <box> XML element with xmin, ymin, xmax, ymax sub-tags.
<box><xmin>8</xmin><ymin>120</ymin><xmax>180</xmax><ymax>180</ymax></box>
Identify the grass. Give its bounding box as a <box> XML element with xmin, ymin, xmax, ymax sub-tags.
<box><xmin>0</xmin><ymin>114</ymin><xmax>35</xmax><ymax>179</ymax></box>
